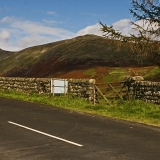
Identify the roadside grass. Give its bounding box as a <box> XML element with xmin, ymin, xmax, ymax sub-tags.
<box><xmin>0</xmin><ymin>89</ymin><xmax>160</xmax><ymax>127</ymax></box>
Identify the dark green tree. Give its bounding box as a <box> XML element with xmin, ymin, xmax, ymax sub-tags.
<box><xmin>100</xmin><ymin>0</ymin><xmax>160</xmax><ymax>64</ymax></box>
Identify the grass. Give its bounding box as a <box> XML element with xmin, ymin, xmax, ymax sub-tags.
<box><xmin>0</xmin><ymin>89</ymin><xmax>160</xmax><ymax>127</ymax></box>
<box><xmin>83</xmin><ymin>68</ymin><xmax>96</xmax><ymax>76</ymax></box>
<box><xmin>103</xmin><ymin>68</ymin><xmax>130</xmax><ymax>83</ymax></box>
<box><xmin>144</xmin><ymin>67</ymin><xmax>160</xmax><ymax>79</ymax></box>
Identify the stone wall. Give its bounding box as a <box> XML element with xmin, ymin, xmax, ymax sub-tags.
<box><xmin>0</xmin><ymin>77</ymin><xmax>51</xmax><ymax>94</ymax></box>
<box><xmin>0</xmin><ymin>77</ymin><xmax>96</xmax><ymax>103</ymax></box>
<box><xmin>68</xmin><ymin>79</ymin><xmax>96</xmax><ymax>102</ymax></box>
<box><xmin>126</xmin><ymin>80</ymin><xmax>160</xmax><ymax>104</ymax></box>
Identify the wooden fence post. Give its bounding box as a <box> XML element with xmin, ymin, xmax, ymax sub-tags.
<box><xmin>93</xmin><ymin>84</ymin><xmax>96</xmax><ymax>105</ymax></box>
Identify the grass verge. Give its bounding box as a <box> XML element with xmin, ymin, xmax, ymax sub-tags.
<box><xmin>0</xmin><ymin>89</ymin><xmax>160</xmax><ymax>127</ymax></box>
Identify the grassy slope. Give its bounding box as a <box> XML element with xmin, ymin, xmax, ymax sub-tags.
<box><xmin>0</xmin><ymin>40</ymin><xmax>66</xmax><ymax>73</ymax></box>
<box><xmin>0</xmin><ymin>34</ymin><xmax>159</xmax><ymax>82</ymax></box>
<box><xmin>0</xmin><ymin>49</ymin><xmax>13</xmax><ymax>61</ymax></box>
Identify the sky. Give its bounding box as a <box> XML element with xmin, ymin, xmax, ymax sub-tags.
<box><xmin>0</xmin><ymin>0</ymin><xmax>134</xmax><ymax>51</ymax></box>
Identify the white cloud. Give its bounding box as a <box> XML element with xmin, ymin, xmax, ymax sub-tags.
<box><xmin>1</xmin><ymin>17</ymin><xmax>11</xmax><ymax>23</ymax></box>
<box><xmin>18</xmin><ymin>35</ymin><xmax>54</xmax><ymax>48</ymax></box>
<box><xmin>134</xmin><ymin>20</ymin><xmax>159</xmax><ymax>31</ymax></box>
<box><xmin>11</xmin><ymin>20</ymin><xmax>74</xmax><ymax>38</ymax></box>
<box><xmin>111</xmin><ymin>19</ymin><xmax>133</xmax><ymax>36</ymax></box>
<box><xmin>74</xmin><ymin>20</ymin><xmax>134</xmax><ymax>38</ymax></box>
<box><xmin>75</xmin><ymin>23</ymin><xmax>103</xmax><ymax>37</ymax></box>
<box><xmin>75</xmin><ymin>18</ymin><xmax>159</xmax><ymax>40</ymax></box>
<box><xmin>112</xmin><ymin>19</ymin><xmax>131</xmax><ymax>29</ymax></box>
<box><xmin>0</xmin><ymin>29</ymin><xmax>19</xmax><ymax>51</ymax></box>
<box><xmin>0</xmin><ymin>41</ymin><xmax>19</xmax><ymax>51</ymax></box>
<box><xmin>0</xmin><ymin>16</ymin><xmax>158</xmax><ymax>52</ymax></box>
<box><xmin>47</xmin><ymin>11</ymin><xmax>56</xmax><ymax>15</ymax></box>
<box><xmin>0</xmin><ymin>30</ymin><xmax>10</xmax><ymax>41</ymax></box>
<box><xmin>111</xmin><ymin>19</ymin><xmax>159</xmax><ymax>37</ymax></box>
<box><xmin>43</xmin><ymin>19</ymin><xmax>64</xmax><ymax>25</ymax></box>
<box><xmin>0</xmin><ymin>16</ymin><xmax>75</xmax><ymax>51</ymax></box>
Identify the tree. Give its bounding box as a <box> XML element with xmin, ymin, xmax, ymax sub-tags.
<box><xmin>100</xmin><ymin>0</ymin><xmax>160</xmax><ymax>64</ymax></box>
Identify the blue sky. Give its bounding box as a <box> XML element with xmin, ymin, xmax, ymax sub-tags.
<box><xmin>0</xmin><ymin>0</ymin><xmax>133</xmax><ymax>51</ymax></box>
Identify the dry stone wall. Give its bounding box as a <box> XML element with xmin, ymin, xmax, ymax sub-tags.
<box><xmin>68</xmin><ymin>79</ymin><xmax>96</xmax><ymax>102</ymax></box>
<box><xmin>0</xmin><ymin>77</ymin><xmax>51</xmax><ymax>94</ymax></box>
<box><xmin>126</xmin><ymin>80</ymin><xmax>160</xmax><ymax>104</ymax></box>
<box><xmin>0</xmin><ymin>77</ymin><xmax>96</xmax><ymax>103</ymax></box>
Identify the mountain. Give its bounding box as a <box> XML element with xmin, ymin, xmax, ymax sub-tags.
<box><xmin>0</xmin><ymin>34</ymin><xmax>159</xmax><ymax>82</ymax></box>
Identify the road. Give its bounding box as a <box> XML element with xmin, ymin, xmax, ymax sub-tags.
<box><xmin>0</xmin><ymin>97</ymin><xmax>160</xmax><ymax>160</ymax></box>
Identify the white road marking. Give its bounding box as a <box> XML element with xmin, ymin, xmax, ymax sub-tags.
<box><xmin>8</xmin><ymin>121</ymin><xmax>83</xmax><ymax>147</ymax></box>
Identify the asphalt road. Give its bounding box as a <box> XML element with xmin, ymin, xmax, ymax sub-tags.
<box><xmin>0</xmin><ymin>97</ymin><xmax>160</xmax><ymax>160</ymax></box>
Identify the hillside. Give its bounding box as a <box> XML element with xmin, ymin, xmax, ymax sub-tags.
<box><xmin>0</xmin><ymin>49</ymin><xmax>13</xmax><ymax>61</ymax></box>
<box><xmin>0</xmin><ymin>34</ymin><xmax>159</xmax><ymax>82</ymax></box>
